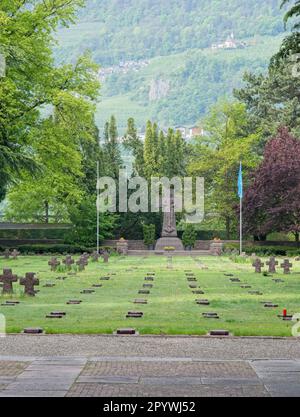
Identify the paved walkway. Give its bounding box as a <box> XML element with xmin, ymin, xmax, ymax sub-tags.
<box><xmin>0</xmin><ymin>335</ymin><xmax>299</xmax><ymax>397</ymax></box>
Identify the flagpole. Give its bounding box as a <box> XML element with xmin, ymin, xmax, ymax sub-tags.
<box><xmin>240</xmin><ymin>196</ymin><xmax>243</xmax><ymax>255</ymax></box>
<box><xmin>238</xmin><ymin>161</ymin><xmax>243</xmax><ymax>255</ymax></box>
<box><xmin>96</xmin><ymin>161</ymin><xmax>100</xmax><ymax>254</ymax></box>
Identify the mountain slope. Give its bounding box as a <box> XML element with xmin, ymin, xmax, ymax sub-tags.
<box><xmin>55</xmin><ymin>0</ymin><xmax>287</xmax><ymax>131</ymax></box>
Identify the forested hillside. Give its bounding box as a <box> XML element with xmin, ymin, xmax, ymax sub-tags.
<box><xmin>55</xmin><ymin>0</ymin><xmax>288</xmax><ymax>130</ymax></box>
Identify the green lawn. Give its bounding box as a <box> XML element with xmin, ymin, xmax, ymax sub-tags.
<box><xmin>0</xmin><ymin>255</ymin><xmax>299</xmax><ymax>336</ymax></box>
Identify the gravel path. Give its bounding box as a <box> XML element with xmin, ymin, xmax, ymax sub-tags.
<box><xmin>0</xmin><ymin>335</ymin><xmax>299</xmax><ymax>360</ymax></box>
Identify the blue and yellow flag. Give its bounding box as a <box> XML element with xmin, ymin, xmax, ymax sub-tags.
<box><xmin>238</xmin><ymin>162</ymin><xmax>243</xmax><ymax>199</ymax></box>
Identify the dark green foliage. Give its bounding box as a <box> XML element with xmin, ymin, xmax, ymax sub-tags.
<box><xmin>143</xmin><ymin>224</ymin><xmax>156</xmax><ymax>247</ymax></box>
<box><xmin>0</xmin><ymin>244</ymin><xmax>117</xmax><ymax>254</ymax></box>
<box><xmin>225</xmin><ymin>243</ymin><xmax>300</xmax><ymax>256</ymax></box>
<box><xmin>102</xmin><ymin>115</ymin><xmax>123</xmax><ymax>179</ymax></box>
<box><xmin>182</xmin><ymin>224</ymin><xmax>197</xmax><ymax>248</ymax></box>
<box><xmin>66</xmin><ymin>196</ymin><xmax>117</xmax><ymax>247</ymax></box>
<box><xmin>60</xmin><ymin>0</ymin><xmax>285</xmax><ymax>65</ymax></box>
<box><xmin>123</xmin><ymin>118</ymin><xmax>145</xmax><ymax>175</ymax></box>
<box><xmin>271</xmin><ymin>1</ymin><xmax>300</xmax><ymax>66</ymax></box>
<box><xmin>281</xmin><ymin>0</ymin><xmax>300</xmax><ymax>29</ymax></box>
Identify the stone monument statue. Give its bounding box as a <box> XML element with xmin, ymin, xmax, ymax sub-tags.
<box><xmin>155</xmin><ymin>188</ymin><xmax>184</xmax><ymax>251</ymax></box>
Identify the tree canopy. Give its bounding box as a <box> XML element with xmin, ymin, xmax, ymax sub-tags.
<box><xmin>243</xmin><ymin>127</ymin><xmax>300</xmax><ymax>241</ymax></box>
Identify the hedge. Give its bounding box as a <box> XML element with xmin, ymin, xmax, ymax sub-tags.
<box><xmin>0</xmin><ymin>244</ymin><xmax>116</xmax><ymax>255</ymax></box>
<box><xmin>225</xmin><ymin>243</ymin><xmax>300</xmax><ymax>257</ymax></box>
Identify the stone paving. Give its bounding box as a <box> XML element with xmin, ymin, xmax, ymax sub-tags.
<box><xmin>0</xmin><ymin>335</ymin><xmax>299</xmax><ymax>397</ymax></box>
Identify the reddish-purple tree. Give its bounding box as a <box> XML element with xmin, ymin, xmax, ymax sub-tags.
<box><xmin>243</xmin><ymin>127</ymin><xmax>300</xmax><ymax>241</ymax></box>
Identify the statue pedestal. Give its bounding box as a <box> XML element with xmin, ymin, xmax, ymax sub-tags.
<box><xmin>117</xmin><ymin>239</ymin><xmax>129</xmax><ymax>255</ymax></box>
<box><xmin>155</xmin><ymin>237</ymin><xmax>184</xmax><ymax>251</ymax></box>
<box><xmin>210</xmin><ymin>242</ymin><xmax>223</xmax><ymax>256</ymax></box>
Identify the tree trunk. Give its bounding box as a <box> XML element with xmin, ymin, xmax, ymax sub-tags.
<box><xmin>295</xmin><ymin>232</ymin><xmax>299</xmax><ymax>243</ymax></box>
<box><xmin>44</xmin><ymin>201</ymin><xmax>49</xmax><ymax>224</ymax></box>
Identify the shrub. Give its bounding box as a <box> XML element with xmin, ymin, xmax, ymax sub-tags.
<box><xmin>182</xmin><ymin>224</ymin><xmax>197</xmax><ymax>248</ymax></box>
<box><xmin>143</xmin><ymin>224</ymin><xmax>156</xmax><ymax>247</ymax></box>
<box><xmin>0</xmin><ymin>244</ymin><xmax>117</xmax><ymax>255</ymax></box>
<box><xmin>224</xmin><ymin>243</ymin><xmax>300</xmax><ymax>256</ymax></box>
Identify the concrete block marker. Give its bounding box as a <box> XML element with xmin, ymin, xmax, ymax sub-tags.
<box><xmin>196</xmin><ymin>299</ymin><xmax>210</xmax><ymax>305</ymax></box>
<box><xmin>67</xmin><ymin>300</ymin><xmax>82</xmax><ymax>305</ymax></box>
<box><xmin>114</xmin><ymin>328</ymin><xmax>138</xmax><ymax>335</ymax></box>
<box><xmin>209</xmin><ymin>330</ymin><xmax>230</xmax><ymax>336</ymax></box>
<box><xmin>203</xmin><ymin>312</ymin><xmax>220</xmax><ymax>319</ymax></box>
<box><xmin>133</xmin><ymin>299</ymin><xmax>148</xmax><ymax>304</ymax></box>
<box><xmin>126</xmin><ymin>311</ymin><xmax>143</xmax><ymax>318</ymax></box>
<box><xmin>22</xmin><ymin>328</ymin><xmax>44</xmax><ymax>335</ymax></box>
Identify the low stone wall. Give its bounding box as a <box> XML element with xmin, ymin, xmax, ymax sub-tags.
<box><xmin>103</xmin><ymin>239</ymin><xmax>300</xmax><ymax>250</ymax></box>
<box><xmin>103</xmin><ymin>240</ymin><xmax>240</xmax><ymax>250</ymax></box>
<box><xmin>103</xmin><ymin>240</ymin><xmax>148</xmax><ymax>250</ymax></box>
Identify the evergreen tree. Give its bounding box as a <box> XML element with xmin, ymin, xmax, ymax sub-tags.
<box><xmin>123</xmin><ymin>117</ymin><xmax>144</xmax><ymax>175</ymax></box>
<box><xmin>271</xmin><ymin>0</ymin><xmax>300</xmax><ymax>66</ymax></box>
<box><xmin>103</xmin><ymin>115</ymin><xmax>122</xmax><ymax>179</ymax></box>
<box><xmin>157</xmin><ymin>130</ymin><xmax>166</xmax><ymax>175</ymax></box>
<box><xmin>144</xmin><ymin>121</ymin><xmax>157</xmax><ymax>178</ymax></box>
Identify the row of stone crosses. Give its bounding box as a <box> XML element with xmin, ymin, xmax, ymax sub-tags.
<box><xmin>0</xmin><ymin>252</ymin><xmax>110</xmax><ymax>296</ymax></box>
<box><xmin>2</xmin><ymin>249</ymin><xmax>20</xmax><ymax>259</ymax></box>
<box><xmin>48</xmin><ymin>251</ymin><xmax>109</xmax><ymax>272</ymax></box>
<box><xmin>0</xmin><ymin>269</ymin><xmax>38</xmax><ymax>296</ymax></box>
<box><xmin>253</xmin><ymin>257</ymin><xmax>293</xmax><ymax>274</ymax></box>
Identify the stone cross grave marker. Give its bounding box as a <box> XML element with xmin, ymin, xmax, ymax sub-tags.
<box><xmin>253</xmin><ymin>258</ymin><xmax>264</xmax><ymax>273</ymax></box>
<box><xmin>281</xmin><ymin>259</ymin><xmax>293</xmax><ymax>274</ymax></box>
<box><xmin>3</xmin><ymin>249</ymin><xmax>10</xmax><ymax>259</ymax></box>
<box><xmin>0</xmin><ymin>269</ymin><xmax>18</xmax><ymax>294</ymax></box>
<box><xmin>63</xmin><ymin>255</ymin><xmax>74</xmax><ymax>269</ymax></box>
<box><xmin>266</xmin><ymin>257</ymin><xmax>278</xmax><ymax>274</ymax></box>
<box><xmin>91</xmin><ymin>251</ymin><xmax>100</xmax><ymax>262</ymax></box>
<box><xmin>103</xmin><ymin>252</ymin><xmax>109</xmax><ymax>263</ymax></box>
<box><xmin>20</xmin><ymin>272</ymin><xmax>39</xmax><ymax>296</ymax></box>
<box><xmin>76</xmin><ymin>256</ymin><xmax>88</xmax><ymax>271</ymax></box>
<box><xmin>11</xmin><ymin>249</ymin><xmax>20</xmax><ymax>260</ymax></box>
<box><xmin>48</xmin><ymin>257</ymin><xmax>60</xmax><ymax>272</ymax></box>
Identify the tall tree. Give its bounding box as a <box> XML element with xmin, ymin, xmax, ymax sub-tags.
<box><xmin>143</xmin><ymin>120</ymin><xmax>157</xmax><ymax>179</ymax></box>
<box><xmin>234</xmin><ymin>63</ymin><xmax>300</xmax><ymax>142</ymax></box>
<box><xmin>0</xmin><ymin>0</ymin><xmax>96</xmax><ymax>200</ymax></box>
<box><xmin>271</xmin><ymin>0</ymin><xmax>300</xmax><ymax>65</ymax></box>
<box><xmin>103</xmin><ymin>115</ymin><xmax>122</xmax><ymax>179</ymax></box>
<box><xmin>123</xmin><ymin>117</ymin><xmax>144</xmax><ymax>175</ymax></box>
<box><xmin>243</xmin><ymin>127</ymin><xmax>300</xmax><ymax>241</ymax></box>
<box><xmin>189</xmin><ymin>100</ymin><xmax>261</xmax><ymax>239</ymax></box>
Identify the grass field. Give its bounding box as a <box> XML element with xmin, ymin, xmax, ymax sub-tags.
<box><xmin>0</xmin><ymin>255</ymin><xmax>299</xmax><ymax>336</ymax></box>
